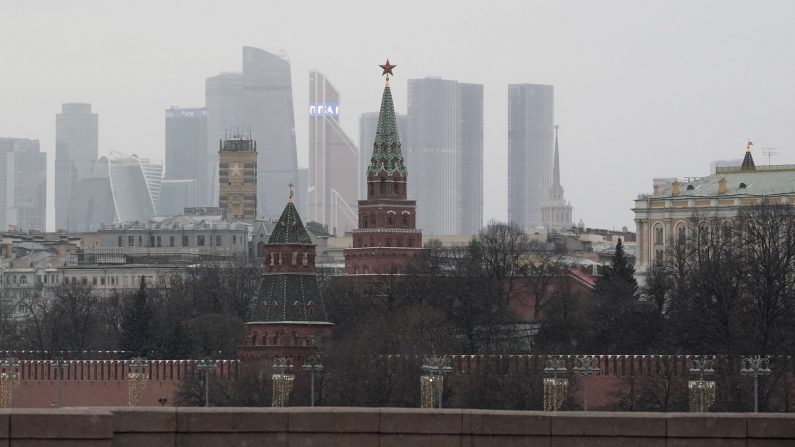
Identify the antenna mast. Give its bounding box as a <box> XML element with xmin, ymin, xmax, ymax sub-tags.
<box><xmin>762</xmin><ymin>147</ymin><xmax>781</xmax><ymax>168</ymax></box>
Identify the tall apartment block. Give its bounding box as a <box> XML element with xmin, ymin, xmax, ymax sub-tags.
<box><xmin>165</xmin><ymin>107</ymin><xmax>206</xmax><ymax>207</ymax></box>
<box><xmin>507</xmin><ymin>84</ymin><xmax>554</xmax><ymax>230</ymax></box>
<box><xmin>218</xmin><ymin>136</ymin><xmax>257</xmax><ymax>220</ymax></box>
<box><xmin>406</xmin><ymin>77</ymin><xmax>483</xmax><ymax>235</ymax></box>
<box><xmin>0</xmin><ymin>138</ymin><xmax>46</xmax><ymax>231</ymax></box>
<box><xmin>205</xmin><ymin>47</ymin><xmax>298</xmax><ymax>219</ymax></box>
<box><xmin>359</xmin><ymin>111</ymin><xmax>407</xmax><ymax>200</ymax></box>
<box><xmin>308</xmin><ymin>71</ymin><xmax>359</xmax><ymax>235</ymax></box>
<box><xmin>55</xmin><ymin>103</ymin><xmax>98</xmax><ymax>231</ymax></box>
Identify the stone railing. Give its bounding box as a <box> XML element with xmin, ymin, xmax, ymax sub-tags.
<box><xmin>1</xmin><ymin>407</ymin><xmax>793</xmax><ymax>446</ymax></box>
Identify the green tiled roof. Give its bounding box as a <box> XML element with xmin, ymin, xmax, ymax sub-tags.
<box><xmin>367</xmin><ymin>85</ymin><xmax>407</xmax><ymax>177</ymax></box>
<box><xmin>654</xmin><ymin>168</ymin><xmax>795</xmax><ymax>198</ymax></box>
<box><xmin>268</xmin><ymin>201</ymin><xmax>312</xmax><ymax>244</ymax></box>
<box><xmin>253</xmin><ymin>274</ymin><xmax>328</xmax><ymax>322</ymax></box>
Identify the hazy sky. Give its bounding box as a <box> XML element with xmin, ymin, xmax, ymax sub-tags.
<box><xmin>2</xmin><ymin>0</ymin><xmax>795</xmax><ymax>232</ymax></box>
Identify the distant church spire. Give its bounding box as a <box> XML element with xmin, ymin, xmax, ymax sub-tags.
<box><xmin>368</xmin><ymin>60</ymin><xmax>406</xmax><ymax>177</ymax></box>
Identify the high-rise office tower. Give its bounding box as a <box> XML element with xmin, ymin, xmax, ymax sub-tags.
<box><xmin>205</xmin><ymin>73</ymin><xmax>243</xmax><ymax>206</ymax></box>
<box><xmin>205</xmin><ymin>47</ymin><xmax>298</xmax><ymax>218</ymax></box>
<box><xmin>406</xmin><ymin>77</ymin><xmax>483</xmax><ymax>235</ymax></box>
<box><xmin>0</xmin><ymin>138</ymin><xmax>46</xmax><ymax>231</ymax></box>
<box><xmin>69</xmin><ymin>152</ymin><xmax>163</xmax><ymax>230</ymax></box>
<box><xmin>359</xmin><ymin>111</ymin><xmax>407</xmax><ymax>200</ymax></box>
<box><xmin>457</xmin><ymin>83</ymin><xmax>484</xmax><ymax>235</ymax></box>
<box><xmin>507</xmin><ymin>84</ymin><xmax>554</xmax><ymax>230</ymax></box>
<box><xmin>218</xmin><ymin>136</ymin><xmax>257</xmax><ymax>220</ymax></box>
<box><xmin>55</xmin><ymin>103</ymin><xmax>98</xmax><ymax>231</ymax></box>
<box><xmin>165</xmin><ymin>107</ymin><xmax>206</xmax><ymax>205</ymax></box>
<box><xmin>242</xmin><ymin>46</ymin><xmax>298</xmax><ymax>220</ymax></box>
<box><xmin>541</xmin><ymin>126</ymin><xmax>573</xmax><ymax>231</ymax></box>
<box><xmin>308</xmin><ymin>71</ymin><xmax>359</xmax><ymax>235</ymax></box>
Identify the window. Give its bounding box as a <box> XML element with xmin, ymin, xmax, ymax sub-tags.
<box><xmin>654</xmin><ymin>224</ymin><xmax>664</xmax><ymax>245</ymax></box>
<box><xmin>182</xmin><ymin>235</ymin><xmax>189</xmax><ymax>247</ymax></box>
<box><xmin>20</xmin><ymin>276</ymin><xmax>26</xmax><ymax>284</ymax></box>
<box><xmin>138</xmin><ymin>236</ymin><xmax>142</xmax><ymax>246</ymax></box>
<box><xmin>388</xmin><ymin>215</ymin><xmax>393</xmax><ymax>225</ymax></box>
<box><xmin>292</xmin><ymin>252</ymin><xmax>298</xmax><ymax>265</ymax></box>
<box><xmin>92</xmin><ymin>277</ymin><xmax>97</xmax><ymax>285</ymax></box>
<box><xmin>362</xmin><ymin>215</ymin><xmax>368</xmax><ymax>228</ymax></box>
<box><xmin>100</xmin><ymin>277</ymin><xmax>106</xmax><ymax>286</ymax></box>
<box><xmin>380</xmin><ymin>178</ymin><xmax>386</xmax><ymax>194</ymax></box>
<box><xmin>156</xmin><ymin>236</ymin><xmax>162</xmax><ymax>247</ymax></box>
<box><xmin>118</xmin><ymin>236</ymin><xmax>123</xmax><ymax>247</ymax></box>
<box><xmin>197</xmin><ymin>235</ymin><xmax>205</xmax><ymax>246</ymax></box>
<box><xmin>676</xmin><ymin>223</ymin><xmax>686</xmax><ymax>242</ymax></box>
<box><xmin>128</xmin><ymin>236</ymin><xmax>134</xmax><ymax>247</ymax></box>
<box><xmin>216</xmin><ymin>235</ymin><xmax>221</xmax><ymax>246</ymax></box>
<box><xmin>402</xmin><ymin>214</ymin><xmax>408</xmax><ymax>226</ymax></box>
<box><xmin>169</xmin><ymin>236</ymin><xmax>175</xmax><ymax>247</ymax></box>
<box><xmin>232</xmin><ymin>235</ymin><xmax>237</xmax><ymax>244</ymax></box>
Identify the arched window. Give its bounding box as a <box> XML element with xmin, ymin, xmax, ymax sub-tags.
<box><xmin>380</xmin><ymin>178</ymin><xmax>386</xmax><ymax>194</ymax></box>
<box><xmin>654</xmin><ymin>224</ymin><xmax>664</xmax><ymax>245</ymax></box>
<box><xmin>257</xmin><ymin>241</ymin><xmax>266</xmax><ymax>257</ymax></box>
<box><xmin>676</xmin><ymin>222</ymin><xmax>686</xmax><ymax>244</ymax></box>
<box><xmin>302</xmin><ymin>252</ymin><xmax>309</xmax><ymax>266</ymax></box>
<box><xmin>291</xmin><ymin>252</ymin><xmax>298</xmax><ymax>265</ymax></box>
<box><xmin>402</xmin><ymin>213</ymin><xmax>408</xmax><ymax>226</ymax></box>
<box><xmin>363</xmin><ymin>214</ymin><xmax>368</xmax><ymax>228</ymax></box>
<box><xmin>388</xmin><ymin>215</ymin><xmax>394</xmax><ymax>225</ymax></box>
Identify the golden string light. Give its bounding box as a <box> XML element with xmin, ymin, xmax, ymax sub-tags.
<box><xmin>0</xmin><ymin>372</ymin><xmax>20</xmax><ymax>408</ymax></box>
<box><xmin>272</xmin><ymin>374</ymin><xmax>295</xmax><ymax>407</ymax></box>
<box><xmin>688</xmin><ymin>380</ymin><xmax>716</xmax><ymax>413</ymax></box>
<box><xmin>127</xmin><ymin>357</ymin><xmax>149</xmax><ymax>407</ymax></box>
<box><xmin>543</xmin><ymin>378</ymin><xmax>568</xmax><ymax>411</ymax></box>
<box><xmin>420</xmin><ymin>375</ymin><xmax>442</xmax><ymax>408</ymax></box>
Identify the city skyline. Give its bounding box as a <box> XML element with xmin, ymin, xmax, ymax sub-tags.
<box><xmin>3</xmin><ymin>1</ymin><xmax>795</xmax><ymax>232</ymax></box>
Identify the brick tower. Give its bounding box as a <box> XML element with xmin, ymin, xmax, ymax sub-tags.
<box><xmin>239</xmin><ymin>189</ymin><xmax>332</xmax><ymax>363</ymax></box>
<box><xmin>344</xmin><ymin>60</ymin><xmax>425</xmax><ymax>274</ymax></box>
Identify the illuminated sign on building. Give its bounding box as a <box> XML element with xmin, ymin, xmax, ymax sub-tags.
<box><xmin>309</xmin><ymin>103</ymin><xmax>339</xmax><ymax>118</ymax></box>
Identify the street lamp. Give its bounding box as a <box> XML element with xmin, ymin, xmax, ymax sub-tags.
<box><xmin>272</xmin><ymin>356</ymin><xmax>294</xmax><ymax>407</ymax></box>
<box><xmin>0</xmin><ymin>357</ymin><xmax>20</xmax><ymax>408</ymax></box>
<box><xmin>543</xmin><ymin>356</ymin><xmax>568</xmax><ymax>412</ymax></box>
<box><xmin>195</xmin><ymin>359</ymin><xmax>220</xmax><ymax>408</ymax></box>
<box><xmin>420</xmin><ymin>355</ymin><xmax>453</xmax><ymax>409</ymax></box>
<box><xmin>572</xmin><ymin>355</ymin><xmax>600</xmax><ymax>411</ymax></box>
<box><xmin>127</xmin><ymin>357</ymin><xmax>149</xmax><ymax>407</ymax></box>
<box><xmin>302</xmin><ymin>355</ymin><xmax>324</xmax><ymax>407</ymax></box>
<box><xmin>688</xmin><ymin>356</ymin><xmax>715</xmax><ymax>413</ymax></box>
<box><xmin>51</xmin><ymin>358</ymin><xmax>72</xmax><ymax>408</ymax></box>
<box><xmin>741</xmin><ymin>355</ymin><xmax>770</xmax><ymax>413</ymax></box>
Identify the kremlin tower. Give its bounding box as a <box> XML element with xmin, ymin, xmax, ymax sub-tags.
<box><xmin>344</xmin><ymin>60</ymin><xmax>425</xmax><ymax>274</ymax></box>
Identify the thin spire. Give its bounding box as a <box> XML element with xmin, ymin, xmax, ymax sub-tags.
<box><xmin>288</xmin><ymin>182</ymin><xmax>294</xmax><ymax>203</ymax></box>
<box><xmin>553</xmin><ymin>125</ymin><xmax>561</xmax><ymax>186</ymax></box>
<box><xmin>368</xmin><ymin>59</ymin><xmax>406</xmax><ymax>177</ymax></box>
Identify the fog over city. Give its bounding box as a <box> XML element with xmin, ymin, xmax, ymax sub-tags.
<box><xmin>2</xmin><ymin>0</ymin><xmax>795</xmax><ymax>231</ymax></box>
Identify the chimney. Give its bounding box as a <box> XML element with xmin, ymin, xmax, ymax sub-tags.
<box><xmin>671</xmin><ymin>181</ymin><xmax>680</xmax><ymax>195</ymax></box>
<box><xmin>718</xmin><ymin>177</ymin><xmax>727</xmax><ymax>194</ymax></box>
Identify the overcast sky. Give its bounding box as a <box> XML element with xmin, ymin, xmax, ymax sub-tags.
<box><xmin>2</xmin><ymin>0</ymin><xmax>795</xmax><ymax>232</ymax></box>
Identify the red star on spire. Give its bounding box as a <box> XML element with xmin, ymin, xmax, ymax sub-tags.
<box><xmin>379</xmin><ymin>59</ymin><xmax>396</xmax><ymax>79</ymax></box>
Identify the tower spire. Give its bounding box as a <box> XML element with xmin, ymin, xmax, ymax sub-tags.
<box><xmin>741</xmin><ymin>139</ymin><xmax>756</xmax><ymax>171</ymax></box>
<box><xmin>553</xmin><ymin>125</ymin><xmax>561</xmax><ymax>187</ymax></box>
<box><xmin>368</xmin><ymin>60</ymin><xmax>406</xmax><ymax>177</ymax></box>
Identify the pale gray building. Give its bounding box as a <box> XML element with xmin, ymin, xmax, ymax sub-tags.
<box><xmin>165</xmin><ymin>107</ymin><xmax>206</xmax><ymax>204</ymax></box>
<box><xmin>55</xmin><ymin>103</ymin><xmax>98</xmax><ymax>231</ymax></box>
<box><xmin>0</xmin><ymin>138</ymin><xmax>46</xmax><ymax>231</ymax></box>
<box><xmin>205</xmin><ymin>73</ymin><xmax>242</xmax><ymax>206</ymax></box>
<box><xmin>406</xmin><ymin>77</ymin><xmax>483</xmax><ymax>236</ymax></box>
<box><xmin>507</xmin><ymin>84</ymin><xmax>555</xmax><ymax>231</ymax></box>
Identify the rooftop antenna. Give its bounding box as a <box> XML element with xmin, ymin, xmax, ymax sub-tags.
<box><xmin>762</xmin><ymin>147</ymin><xmax>781</xmax><ymax>168</ymax></box>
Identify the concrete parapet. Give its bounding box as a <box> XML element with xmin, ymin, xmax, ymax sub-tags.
<box><xmin>0</xmin><ymin>408</ymin><xmax>791</xmax><ymax>446</ymax></box>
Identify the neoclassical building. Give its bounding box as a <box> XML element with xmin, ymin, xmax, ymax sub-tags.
<box><xmin>633</xmin><ymin>142</ymin><xmax>795</xmax><ymax>270</ymax></box>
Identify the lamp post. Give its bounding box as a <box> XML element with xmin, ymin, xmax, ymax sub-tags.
<box><xmin>543</xmin><ymin>356</ymin><xmax>568</xmax><ymax>412</ymax></box>
<box><xmin>741</xmin><ymin>356</ymin><xmax>770</xmax><ymax>413</ymax></box>
<box><xmin>52</xmin><ymin>358</ymin><xmax>71</xmax><ymax>408</ymax></box>
<box><xmin>272</xmin><ymin>356</ymin><xmax>294</xmax><ymax>407</ymax></box>
<box><xmin>0</xmin><ymin>357</ymin><xmax>20</xmax><ymax>408</ymax></box>
<box><xmin>572</xmin><ymin>355</ymin><xmax>600</xmax><ymax>411</ymax></box>
<box><xmin>688</xmin><ymin>356</ymin><xmax>715</xmax><ymax>413</ymax></box>
<box><xmin>302</xmin><ymin>355</ymin><xmax>324</xmax><ymax>407</ymax></box>
<box><xmin>420</xmin><ymin>356</ymin><xmax>453</xmax><ymax>409</ymax></box>
<box><xmin>195</xmin><ymin>359</ymin><xmax>220</xmax><ymax>408</ymax></box>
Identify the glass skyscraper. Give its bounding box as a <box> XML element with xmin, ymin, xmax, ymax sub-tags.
<box><xmin>55</xmin><ymin>103</ymin><xmax>98</xmax><ymax>231</ymax></box>
<box><xmin>165</xmin><ymin>107</ymin><xmax>206</xmax><ymax>206</ymax></box>
<box><xmin>507</xmin><ymin>84</ymin><xmax>555</xmax><ymax>230</ymax></box>
<box><xmin>308</xmin><ymin>71</ymin><xmax>359</xmax><ymax>235</ymax></box>
<box><xmin>406</xmin><ymin>77</ymin><xmax>483</xmax><ymax>235</ymax></box>
<box><xmin>0</xmin><ymin>138</ymin><xmax>46</xmax><ymax>231</ymax></box>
